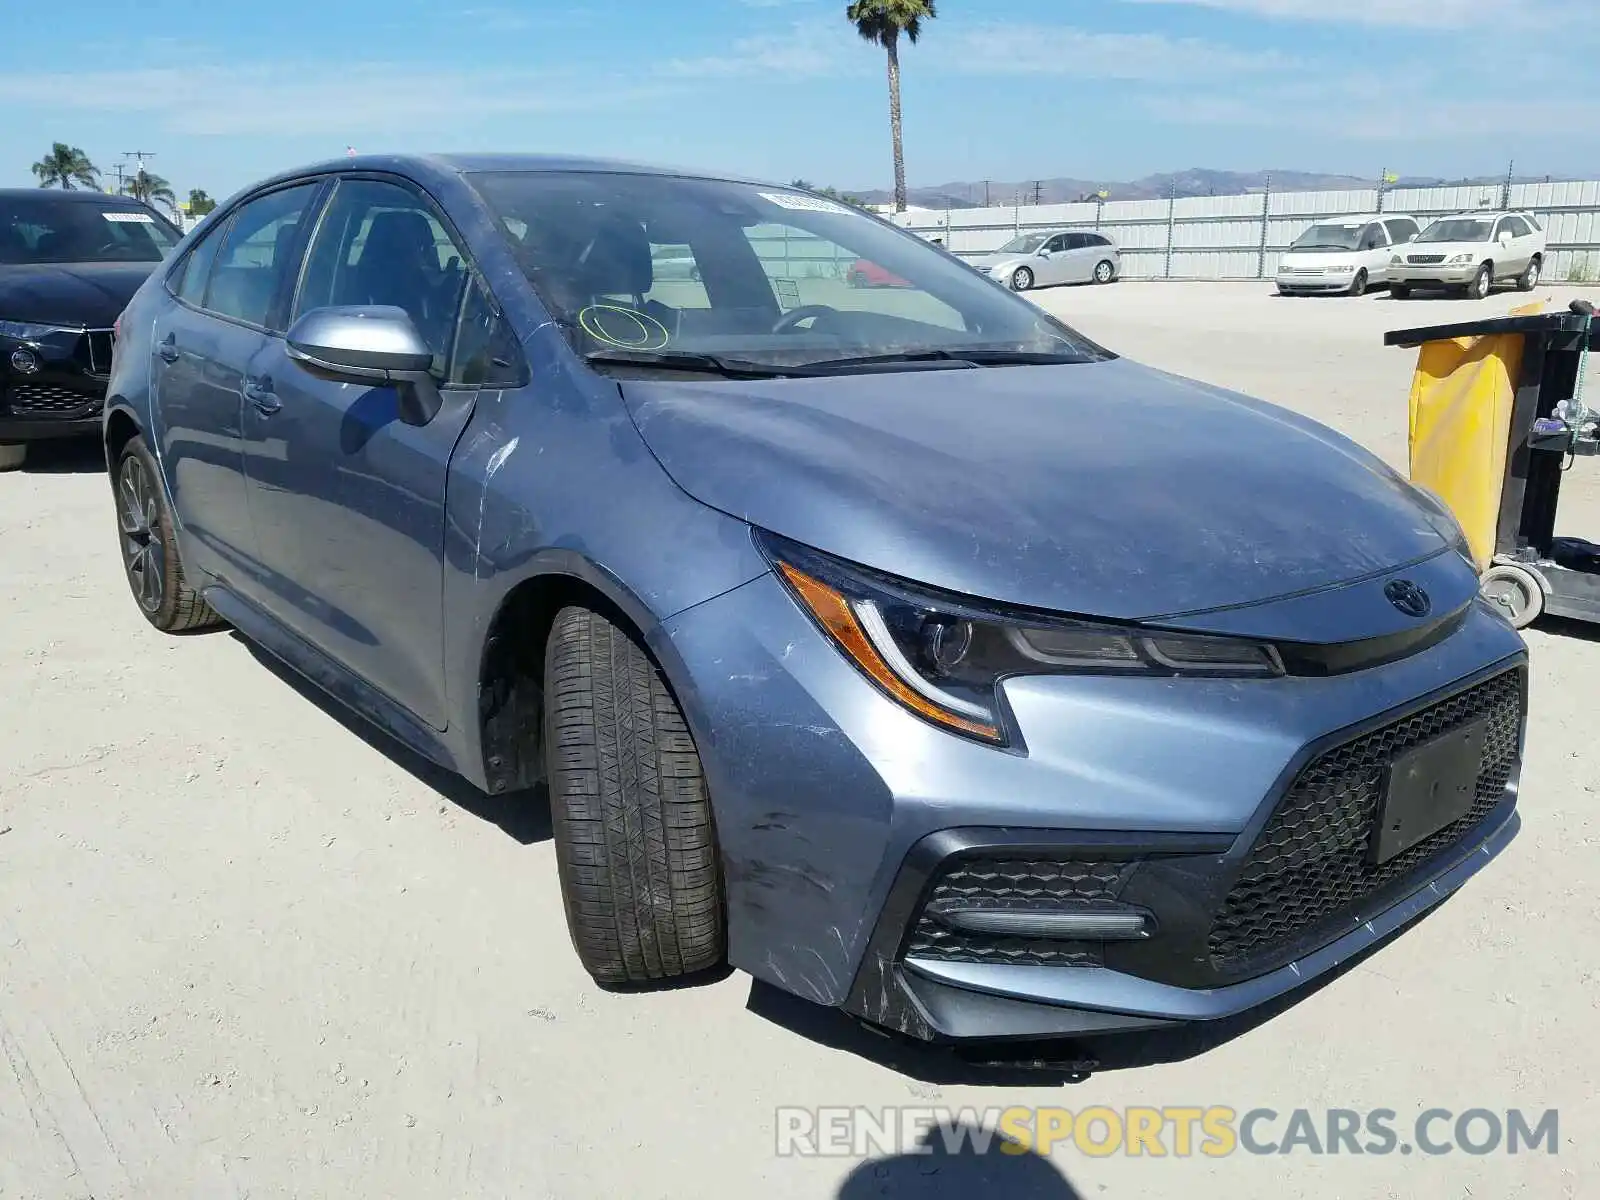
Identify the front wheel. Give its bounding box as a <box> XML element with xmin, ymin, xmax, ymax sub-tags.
<box><xmin>1468</xmin><ymin>264</ymin><xmax>1492</xmax><ymax>300</ymax></box>
<box><xmin>1517</xmin><ymin>257</ymin><xmax>1541</xmax><ymax>292</ymax></box>
<box><xmin>545</xmin><ymin>606</ymin><xmax>725</xmax><ymax>986</ymax></box>
<box><xmin>1010</xmin><ymin>267</ymin><xmax>1034</xmax><ymax>291</ymax></box>
<box><xmin>0</xmin><ymin>443</ymin><xmax>25</xmax><ymax>472</ymax></box>
<box><xmin>1348</xmin><ymin>269</ymin><xmax>1369</xmax><ymax>297</ymax></box>
<box><xmin>1093</xmin><ymin>259</ymin><xmax>1115</xmax><ymax>284</ymax></box>
<box><xmin>113</xmin><ymin>435</ymin><xmax>224</xmax><ymax>633</ymax></box>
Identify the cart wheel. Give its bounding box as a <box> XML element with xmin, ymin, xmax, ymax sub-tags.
<box><xmin>1481</xmin><ymin>563</ymin><xmax>1545</xmax><ymax>629</ymax></box>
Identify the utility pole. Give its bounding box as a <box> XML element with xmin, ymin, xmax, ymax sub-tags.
<box><xmin>110</xmin><ymin>163</ymin><xmax>128</xmax><ymax>196</ymax></box>
<box><xmin>983</xmin><ymin>180</ymin><xmax>991</xmax><ymax>207</ymax></box>
<box><xmin>122</xmin><ymin>150</ymin><xmax>157</xmax><ymax>199</ymax></box>
<box><xmin>1501</xmin><ymin>159</ymin><xmax>1514</xmax><ymax>210</ymax></box>
<box><xmin>1031</xmin><ymin>180</ymin><xmax>1043</xmax><ymax>206</ymax></box>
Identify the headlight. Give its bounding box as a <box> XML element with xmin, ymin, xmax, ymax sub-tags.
<box><xmin>1447</xmin><ymin>253</ymin><xmax>1474</xmax><ymax>265</ymax></box>
<box><xmin>0</xmin><ymin>320</ymin><xmax>66</xmax><ymax>343</ymax></box>
<box><xmin>1390</xmin><ymin>255</ymin><xmax>1404</xmax><ymax>266</ymax></box>
<box><xmin>759</xmin><ymin>533</ymin><xmax>1284</xmax><ymax>746</ymax></box>
<box><xmin>1326</xmin><ymin>264</ymin><xmax>1354</xmax><ymax>273</ymax></box>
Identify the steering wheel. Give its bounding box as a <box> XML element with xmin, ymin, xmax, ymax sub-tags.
<box><xmin>772</xmin><ymin>304</ymin><xmax>838</xmax><ymax>334</ymax></box>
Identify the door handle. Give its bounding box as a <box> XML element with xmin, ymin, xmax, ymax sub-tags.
<box><xmin>242</xmin><ymin>376</ymin><xmax>281</xmax><ymax>415</ymax></box>
<box><xmin>157</xmin><ymin>333</ymin><xmax>179</xmax><ymax>364</ymax></box>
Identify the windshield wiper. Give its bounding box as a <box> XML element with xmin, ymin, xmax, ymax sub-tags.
<box><xmin>581</xmin><ymin>349</ymin><xmax>824</xmax><ymax>379</ymax></box>
<box><xmin>800</xmin><ymin>348</ymin><xmax>1083</xmax><ymax>372</ymax></box>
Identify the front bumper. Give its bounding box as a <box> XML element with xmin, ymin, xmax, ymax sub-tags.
<box><xmin>656</xmin><ymin>573</ymin><xmax>1527</xmax><ymax>1044</ymax></box>
<box><xmin>1392</xmin><ymin>264</ymin><xmax>1481</xmax><ymax>288</ymax></box>
<box><xmin>0</xmin><ymin>328</ymin><xmax>112</xmax><ymax>443</ymax></box>
<box><xmin>1276</xmin><ymin>269</ymin><xmax>1361</xmax><ymax>292</ymax></box>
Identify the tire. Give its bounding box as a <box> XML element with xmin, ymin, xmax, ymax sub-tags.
<box><xmin>1517</xmin><ymin>256</ymin><xmax>1541</xmax><ymax>292</ymax></box>
<box><xmin>545</xmin><ymin>606</ymin><xmax>724</xmax><ymax>986</ymax></box>
<box><xmin>1391</xmin><ymin>284</ymin><xmax>1412</xmax><ymax>300</ymax></box>
<box><xmin>1010</xmin><ymin>267</ymin><xmax>1034</xmax><ymax>291</ymax></box>
<box><xmin>1468</xmin><ymin>264</ymin><xmax>1492</xmax><ymax>300</ymax></box>
<box><xmin>1480</xmin><ymin>563</ymin><xmax>1545</xmax><ymax>630</ymax></box>
<box><xmin>0</xmin><ymin>443</ymin><xmax>25</xmax><ymax>472</ymax></box>
<box><xmin>1093</xmin><ymin>259</ymin><xmax>1115</xmax><ymax>284</ymax></box>
<box><xmin>1348</xmin><ymin>269</ymin><xmax>1368</xmax><ymax>297</ymax></box>
<box><xmin>113</xmin><ymin>435</ymin><xmax>224</xmax><ymax>633</ymax></box>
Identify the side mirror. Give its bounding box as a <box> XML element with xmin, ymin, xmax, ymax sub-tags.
<box><xmin>286</xmin><ymin>305</ymin><xmax>442</xmax><ymax>426</ymax></box>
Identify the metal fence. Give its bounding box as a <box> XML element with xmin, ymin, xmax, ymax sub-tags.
<box><xmin>894</xmin><ymin>179</ymin><xmax>1600</xmax><ymax>284</ymax></box>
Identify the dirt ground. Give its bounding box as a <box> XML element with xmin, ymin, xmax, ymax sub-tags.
<box><xmin>1</xmin><ymin>282</ymin><xmax>1595</xmax><ymax>1198</ymax></box>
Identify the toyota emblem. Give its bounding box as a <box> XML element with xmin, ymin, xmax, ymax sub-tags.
<box><xmin>1384</xmin><ymin>579</ymin><xmax>1431</xmax><ymax>618</ymax></box>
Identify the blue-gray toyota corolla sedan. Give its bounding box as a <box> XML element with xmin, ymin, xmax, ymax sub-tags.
<box><xmin>103</xmin><ymin>154</ymin><xmax>1526</xmax><ymax>1055</ymax></box>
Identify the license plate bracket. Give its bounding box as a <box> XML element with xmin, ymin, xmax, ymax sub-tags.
<box><xmin>1369</xmin><ymin>718</ymin><xmax>1488</xmax><ymax>865</ymax></box>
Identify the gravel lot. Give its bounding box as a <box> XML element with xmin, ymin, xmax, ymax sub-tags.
<box><xmin>1</xmin><ymin>281</ymin><xmax>1595</xmax><ymax>1198</ymax></box>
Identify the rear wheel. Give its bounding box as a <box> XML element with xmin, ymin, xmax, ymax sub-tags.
<box><xmin>545</xmin><ymin>606</ymin><xmax>725</xmax><ymax>986</ymax></box>
<box><xmin>0</xmin><ymin>443</ymin><xmax>25</xmax><ymax>472</ymax></box>
<box><xmin>1517</xmin><ymin>256</ymin><xmax>1542</xmax><ymax>292</ymax></box>
<box><xmin>1348</xmin><ymin>269</ymin><xmax>1369</xmax><ymax>297</ymax></box>
<box><xmin>1468</xmin><ymin>264</ymin><xmax>1492</xmax><ymax>300</ymax></box>
<box><xmin>1010</xmin><ymin>267</ymin><xmax>1034</xmax><ymax>291</ymax></box>
<box><xmin>1093</xmin><ymin>259</ymin><xmax>1115</xmax><ymax>284</ymax></box>
<box><xmin>1390</xmin><ymin>284</ymin><xmax>1412</xmax><ymax>299</ymax></box>
<box><xmin>113</xmin><ymin>435</ymin><xmax>224</xmax><ymax>633</ymax></box>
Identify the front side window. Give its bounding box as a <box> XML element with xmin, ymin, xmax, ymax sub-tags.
<box><xmin>175</xmin><ymin>218</ymin><xmax>228</xmax><ymax>307</ymax></box>
<box><xmin>206</xmin><ymin>184</ymin><xmax>321</xmax><ymax>328</ymax></box>
<box><xmin>0</xmin><ymin>198</ymin><xmax>180</xmax><ymax>265</ymax></box>
<box><xmin>1504</xmin><ymin>216</ymin><xmax>1531</xmax><ymax>237</ymax></box>
<box><xmin>996</xmin><ymin>233</ymin><xmax>1049</xmax><ymax>255</ymax></box>
<box><xmin>1360</xmin><ymin>224</ymin><xmax>1387</xmax><ymax>250</ymax></box>
<box><xmin>294</xmin><ymin>178</ymin><xmax>470</xmax><ymax>369</ymax></box>
<box><xmin>1383</xmin><ymin>219</ymin><xmax>1418</xmax><ymax>244</ymax></box>
<box><xmin>466</xmin><ymin>171</ymin><xmax>1104</xmax><ymax>375</ymax></box>
<box><xmin>1416</xmin><ymin>218</ymin><xmax>1494</xmax><ymax>244</ymax></box>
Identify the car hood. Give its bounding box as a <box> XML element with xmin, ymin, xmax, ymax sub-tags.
<box><xmin>0</xmin><ymin>262</ymin><xmax>158</xmax><ymax>328</ymax></box>
<box><xmin>622</xmin><ymin>357</ymin><xmax>1450</xmax><ymax>620</ymax></box>
<box><xmin>1279</xmin><ymin>249</ymin><xmax>1365</xmax><ymax>265</ymax></box>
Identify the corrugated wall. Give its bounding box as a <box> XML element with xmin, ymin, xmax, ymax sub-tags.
<box><xmin>898</xmin><ymin>179</ymin><xmax>1600</xmax><ymax>283</ymax></box>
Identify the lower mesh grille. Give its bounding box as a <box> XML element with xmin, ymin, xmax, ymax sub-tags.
<box><xmin>905</xmin><ymin>859</ymin><xmax>1130</xmax><ymax>967</ymax></box>
<box><xmin>1208</xmin><ymin>668</ymin><xmax>1523</xmax><ymax>969</ymax></box>
<box><xmin>4</xmin><ymin>383</ymin><xmax>102</xmax><ymax>418</ymax></box>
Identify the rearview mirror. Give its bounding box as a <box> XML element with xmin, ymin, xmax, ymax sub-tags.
<box><xmin>286</xmin><ymin>305</ymin><xmax>442</xmax><ymax>426</ymax></box>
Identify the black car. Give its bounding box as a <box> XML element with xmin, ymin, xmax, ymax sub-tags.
<box><xmin>0</xmin><ymin>189</ymin><xmax>182</xmax><ymax>470</ymax></box>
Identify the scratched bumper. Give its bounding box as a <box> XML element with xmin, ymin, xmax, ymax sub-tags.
<box><xmin>654</xmin><ymin>571</ymin><xmax>1525</xmax><ymax>1044</ymax></box>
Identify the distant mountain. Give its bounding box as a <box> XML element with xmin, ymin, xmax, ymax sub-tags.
<box><xmin>848</xmin><ymin>168</ymin><xmax>1538</xmax><ymax>210</ymax></box>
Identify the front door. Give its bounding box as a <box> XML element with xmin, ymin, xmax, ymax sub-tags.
<box><xmin>1038</xmin><ymin>233</ymin><xmax>1072</xmax><ymax>285</ymax></box>
<box><xmin>240</xmin><ymin>176</ymin><xmax>479</xmax><ymax>729</ymax></box>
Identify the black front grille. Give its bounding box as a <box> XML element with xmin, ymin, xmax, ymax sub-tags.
<box><xmin>906</xmin><ymin>858</ymin><xmax>1130</xmax><ymax>967</ymax></box>
<box><xmin>4</xmin><ymin>383</ymin><xmax>102</xmax><ymax>418</ymax></box>
<box><xmin>1208</xmin><ymin>669</ymin><xmax>1523</xmax><ymax>969</ymax></box>
<box><xmin>1408</xmin><ymin>253</ymin><xmax>1447</xmax><ymax>264</ymax></box>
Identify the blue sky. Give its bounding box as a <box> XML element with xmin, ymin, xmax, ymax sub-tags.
<box><xmin>3</xmin><ymin>0</ymin><xmax>1595</xmax><ymax>202</ymax></box>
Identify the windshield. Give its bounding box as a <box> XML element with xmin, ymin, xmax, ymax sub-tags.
<box><xmin>1416</xmin><ymin>218</ymin><xmax>1493</xmax><ymax>244</ymax></box>
<box><xmin>996</xmin><ymin>233</ymin><xmax>1049</xmax><ymax>255</ymax></box>
<box><xmin>468</xmin><ymin>171</ymin><xmax>1105</xmax><ymax>373</ymax></box>
<box><xmin>0</xmin><ymin>198</ymin><xmax>181</xmax><ymax>265</ymax></box>
<box><xmin>1288</xmin><ymin>224</ymin><xmax>1364</xmax><ymax>252</ymax></box>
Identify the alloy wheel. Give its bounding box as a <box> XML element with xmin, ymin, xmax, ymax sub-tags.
<box><xmin>118</xmin><ymin>455</ymin><xmax>165</xmax><ymax>614</ymax></box>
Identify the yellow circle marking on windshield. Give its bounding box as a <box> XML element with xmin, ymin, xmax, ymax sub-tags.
<box><xmin>578</xmin><ymin>305</ymin><xmax>670</xmax><ymax>351</ymax></box>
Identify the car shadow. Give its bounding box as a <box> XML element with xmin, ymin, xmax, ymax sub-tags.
<box><xmin>229</xmin><ymin>631</ymin><xmax>552</xmax><ymax>845</ymax></box>
<box><xmin>752</xmin><ymin>898</ymin><xmax>1446</xmax><ymax>1085</ymax></box>
<box><xmin>19</xmin><ymin>437</ymin><xmax>104</xmax><ymax>474</ymax></box>
<box><xmin>837</xmin><ymin>1124</ymin><xmax>1087</xmax><ymax>1200</ymax></box>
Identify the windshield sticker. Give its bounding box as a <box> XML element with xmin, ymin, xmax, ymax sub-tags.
<box><xmin>772</xmin><ymin>278</ymin><xmax>801</xmax><ymax>310</ymax></box>
<box><xmin>758</xmin><ymin>191</ymin><xmax>851</xmax><ymax>216</ymax></box>
<box><xmin>577</xmin><ymin>304</ymin><xmax>670</xmax><ymax>351</ymax></box>
<box><xmin>102</xmin><ymin>211</ymin><xmax>155</xmax><ymax>223</ymax></box>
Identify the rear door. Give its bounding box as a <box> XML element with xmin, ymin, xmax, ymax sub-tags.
<box><xmin>152</xmin><ymin>182</ymin><xmax>323</xmax><ymax>581</ymax></box>
<box><xmin>1357</xmin><ymin>221</ymin><xmax>1390</xmax><ymax>280</ymax></box>
<box><xmin>240</xmin><ymin>175</ymin><xmax>497</xmax><ymax>729</ymax></box>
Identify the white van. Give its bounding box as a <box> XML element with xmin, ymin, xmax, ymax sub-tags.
<box><xmin>1275</xmin><ymin>213</ymin><xmax>1422</xmax><ymax>297</ymax></box>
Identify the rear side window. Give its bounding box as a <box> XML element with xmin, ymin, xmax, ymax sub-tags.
<box><xmin>206</xmin><ymin>184</ymin><xmax>321</xmax><ymax>329</ymax></box>
<box><xmin>174</xmin><ymin>219</ymin><xmax>227</xmax><ymax>307</ymax></box>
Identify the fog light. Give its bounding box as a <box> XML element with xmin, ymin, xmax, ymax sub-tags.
<box><xmin>10</xmin><ymin>348</ymin><xmax>39</xmax><ymax>374</ymax></box>
<box><xmin>933</xmin><ymin>905</ymin><xmax>1151</xmax><ymax>940</ymax></box>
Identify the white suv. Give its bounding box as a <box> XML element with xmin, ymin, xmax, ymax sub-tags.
<box><xmin>1275</xmin><ymin>213</ymin><xmax>1421</xmax><ymax>297</ymax></box>
<box><xmin>1390</xmin><ymin>211</ymin><xmax>1546</xmax><ymax>299</ymax></box>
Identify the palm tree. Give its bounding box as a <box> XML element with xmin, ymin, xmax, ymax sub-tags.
<box><xmin>124</xmin><ymin>170</ymin><xmax>179</xmax><ymax>216</ymax></box>
<box><xmin>31</xmin><ymin>143</ymin><xmax>101</xmax><ymax>190</ymax></box>
<box><xmin>846</xmin><ymin>0</ymin><xmax>935</xmax><ymax>213</ymax></box>
<box><xmin>186</xmin><ymin>189</ymin><xmax>216</xmax><ymax>216</ymax></box>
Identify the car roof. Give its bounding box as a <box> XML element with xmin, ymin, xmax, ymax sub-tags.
<box><xmin>0</xmin><ymin>188</ymin><xmax>155</xmax><ymax>206</ymax></box>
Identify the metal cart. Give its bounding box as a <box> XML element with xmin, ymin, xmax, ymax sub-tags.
<box><xmin>1385</xmin><ymin>299</ymin><xmax>1598</xmax><ymax>629</ymax></box>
